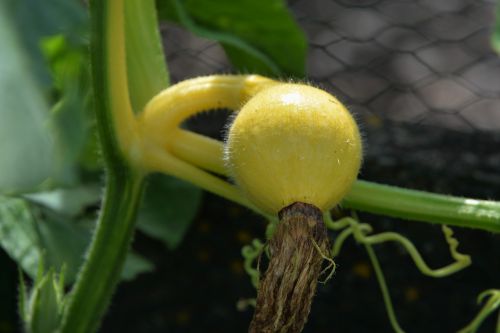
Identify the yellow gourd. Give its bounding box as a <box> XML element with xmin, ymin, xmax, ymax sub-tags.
<box><xmin>225</xmin><ymin>82</ymin><xmax>363</xmax><ymax>333</ymax></box>
<box><xmin>225</xmin><ymin>83</ymin><xmax>362</xmax><ymax>214</ymax></box>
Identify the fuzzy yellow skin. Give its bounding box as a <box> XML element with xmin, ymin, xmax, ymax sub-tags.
<box><xmin>226</xmin><ymin>84</ymin><xmax>362</xmax><ymax>215</ymax></box>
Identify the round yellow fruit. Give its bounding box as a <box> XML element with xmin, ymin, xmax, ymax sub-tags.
<box><xmin>225</xmin><ymin>83</ymin><xmax>362</xmax><ymax>215</ymax></box>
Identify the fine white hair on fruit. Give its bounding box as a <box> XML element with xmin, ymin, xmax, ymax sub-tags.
<box><xmin>224</xmin><ymin>83</ymin><xmax>363</xmax><ymax>214</ymax></box>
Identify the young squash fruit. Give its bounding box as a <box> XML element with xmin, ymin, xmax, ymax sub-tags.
<box><xmin>226</xmin><ymin>83</ymin><xmax>362</xmax><ymax>214</ymax></box>
<box><xmin>225</xmin><ymin>83</ymin><xmax>362</xmax><ymax>333</ymax></box>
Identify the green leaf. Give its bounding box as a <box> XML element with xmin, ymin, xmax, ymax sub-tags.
<box><xmin>36</xmin><ymin>213</ymin><xmax>94</xmax><ymax>282</ymax></box>
<box><xmin>0</xmin><ymin>197</ymin><xmax>41</xmax><ymax>275</ymax></box>
<box><xmin>0</xmin><ymin>0</ymin><xmax>91</xmax><ymax>192</ymax></box>
<box><xmin>22</xmin><ymin>266</ymin><xmax>68</xmax><ymax>333</ymax></box>
<box><xmin>28</xmin><ymin>269</ymin><xmax>62</xmax><ymax>333</ymax></box>
<box><xmin>137</xmin><ymin>174</ymin><xmax>202</xmax><ymax>249</ymax></box>
<box><xmin>0</xmin><ymin>196</ymin><xmax>91</xmax><ymax>282</ymax></box>
<box><xmin>0</xmin><ymin>3</ymin><xmax>55</xmax><ymax>193</ymax></box>
<box><xmin>5</xmin><ymin>0</ymin><xmax>88</xmax><ymax>87</ymax></box>
<box><xmin>2</xmin><ymin>1</ymin><xmax>93</xmax><ymax>189</ymax></box>
<box><xmin>158</xmin><ymin>0</ymin><xmax>307</xmax><ymax>77</ymax></box>
<box><xmin>24</xmin><ymin>185</ymin><xmax>101</xmax><ymax>218</ymax></box>
<box><xmin>42</xmin><ymin>34</ymin><xmax>93</xmax><ymax>185</ymax></box>
<box><xmin>121</xmin><ymin>252</ymin><xmax>154</xmax><ymax>281</ymax></box>
<box><xmin>0</xmin><ymin>195</ymin><xmax>152</xmax><ymax>284</ymax></box>
<box><xmin>493</xmin><ymin>0</ymin><xmax>500</xmax><ymax>55</ymax></box>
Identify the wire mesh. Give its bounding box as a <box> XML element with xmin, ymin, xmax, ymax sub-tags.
<box><xmin>126</xmin><ymin>3</ymin><xmax>500</xmax><ymax>332</ymax></box>
<box><xmin>162</xmin><ymin>0</ymin><xmax>500</xmax><ymax>133</ymax></box>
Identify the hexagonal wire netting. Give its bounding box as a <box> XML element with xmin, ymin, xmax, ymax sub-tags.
<box><xmin>142</xmin><ymin>2</ymin><xmax>500</xmax><ymax>331</ymax></box>
<box><xmin>162</xmin><ymin>0</ymin><xmax>500</xmax><ymax>133</ymax></box>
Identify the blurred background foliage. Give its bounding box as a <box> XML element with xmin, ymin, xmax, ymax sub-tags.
<box><xmin>0</xmin><ymin>0</ymin><xmax>499</xmax><ymax>332</ymax></box>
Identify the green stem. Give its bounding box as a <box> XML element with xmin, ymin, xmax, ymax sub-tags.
<box><xmin>60</xmin><ymin>0</ymin><xmax>154</xmax><ymax>331</ymax></box>
<box><xmin>344</xmin><ymin>180</ymin><xmax>500</xmax><ymax>233</ymax></box>
<box><xmin>60</xmin><ymin>173</ymin><xmax>144</xmax><ymax>333</ymax></box>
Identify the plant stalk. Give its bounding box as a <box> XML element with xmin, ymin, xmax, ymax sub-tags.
<box><xmin>60</xmin><ymin>172</ymin><xmax>144</xmax><ymax>333</ymax></box>
<box><xmin>344</xmin><ymin>180</ymin><xmax>500</xmax><ymax>233</ymax></box>
<box><xmin>60</xmin><ymin>0</ymin><xmax>156</xmax><ymax>331</ymax></box>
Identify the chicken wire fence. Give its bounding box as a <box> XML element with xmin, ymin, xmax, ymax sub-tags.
<box><xmin>154</xmin><ymin>4</ymin><xmax>500</xmax><ymax>331</ymax></box>
<box><xmin>161</xmin><ymin>0</ymin><xmax>500</xmax><ymax>134</ymax></box>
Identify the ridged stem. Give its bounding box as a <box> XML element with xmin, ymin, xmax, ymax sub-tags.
<box><xmin>59</xmin><ymin>0</ymin><xmax>161</xmax><ymax>331</ymax></box>
<box><xmin>60</xmin><ymin>173</ymin><xmax>144</xmax><ymax>333</ymax></box>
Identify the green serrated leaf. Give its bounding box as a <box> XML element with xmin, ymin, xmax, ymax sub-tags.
<box><xmin>137</xmin><ymin>174</ymin><xmax>202</xmax><ymax>249</ymax></box>
<box><xmin>158</xmin><ymin>0</ymin><xmax>306</xmax><ymax>77</ymax></box>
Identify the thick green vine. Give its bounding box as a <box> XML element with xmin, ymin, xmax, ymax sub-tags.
<box><xmin>59</xmin><ymin>0</ymin><xmax>166</xmax><ymax>331</ymax></box>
